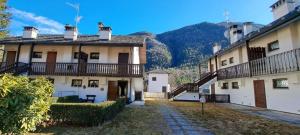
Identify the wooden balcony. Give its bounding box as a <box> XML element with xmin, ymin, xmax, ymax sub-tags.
<box><xmin>217</xmin><ymin>48</ymin><xmax>300</xmax><ymax>80</ymax></box>
<box><xmin>29</xmin><ymin>62</ymin><xmax>144</xmax><ymax>77</ymax></box>
<box><xmin>0</xmin><ymin>62</ymin><xmax>29</xmax><ymax>75</ymax></box>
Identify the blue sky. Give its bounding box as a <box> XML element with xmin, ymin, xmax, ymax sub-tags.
<box><xmin>8</xmin><ymin>0</ymin><xmax>276</xmax><ymax>35</ymax></box>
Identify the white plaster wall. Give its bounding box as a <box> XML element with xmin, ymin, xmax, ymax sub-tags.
<box><xmin>215</xmin><ymin>72</ymin><xmax>300</xmax><ymax>114</ymax></box>
<box><xmin>132</xmin><ymin>47</ymin><xmax>140</xmax><ymax>64</ymax></box>
<box><xmin>32</xmin><ymin>45</ymin><xmax>73</xmax><ymax>62</ymax></box>
<box><xmin>147</xmin><ymin>73</ymin><xmax>169</xmax><ymax>93</ymax></box>
<box><xmin>174</xmin><ymin>92</ymin><xmax>199</xmax><ymax>101</ymax></box>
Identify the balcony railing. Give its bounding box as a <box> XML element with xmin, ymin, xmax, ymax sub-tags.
<box><xmin>0</xmin><ymin>62</ymin><xmax>29</xmax><ymax>74</ymax></box>
<box><xmin>217</xmin><ymin>48</ymin><xmax>300</xmax><ymax>80</ymax></box>
<box><xmin>29</xmin><ymin>62</ymin><xmax>144</xmax><ymax>77</ymax></box>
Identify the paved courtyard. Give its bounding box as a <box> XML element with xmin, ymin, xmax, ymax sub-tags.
<box><xmin>159</xmin><ymin>103</ymin><xmax>213</xmax><ymax>135</ymax></box>
<box><xmin>221</xmin><ymin>103</ymin><xmax>300</xmax><ymax>127</ymax></box>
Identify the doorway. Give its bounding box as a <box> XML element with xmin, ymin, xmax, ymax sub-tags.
<box><xmin>79</xmin><ymin>52</ymin><xmax>88</xmax><ymax>74</ymax></box>
<box><xmin>46</xmin><ymin>52</ymin><xmax>57</xmax><ymax>73</ymax></box>
<box><xmin>118</xmin><ymin>53</ymin><xmax>129</xmax><ymax>75</ymax></box>
<box><xmin>253</xmin><ymin>80</ymin><xmax>267</xmax><ymax>108</ymax></box>
<box><xmin>118</xmin><ymin>81</ymin><xmax>128</xmax><ymax>98</ymax></box>
<box><xmin>6</xmin><ymin>51</ymin><xmax>16</xmax><ymax>66</ymax></box>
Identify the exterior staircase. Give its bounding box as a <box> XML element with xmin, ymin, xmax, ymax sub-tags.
<box><xmin>0</xmin><ymin>62</ymin><xmax>29</xmax><ymax>75</ymax></box>
<box><xmin>168</xmin><ymin>72</ymin><xmax>217</xmax><ymax>99</ymax></box>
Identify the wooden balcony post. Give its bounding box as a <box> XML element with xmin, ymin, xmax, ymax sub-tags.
<box><xmin>77</xmin><ymin>44</ymin><xmax>82</xmax><ymax>76</ymax></box>
<box><xmin>246</xmin><ymin>40</ymin><xmax>252</xmax><ymax>77</ymax></box>
<box><xmin>28</xmin><ymin>43</ymin><xmax>35</xmax><ymax>75</ymax></box>
<box><xmin>15</xmin><ymin>43</ymin><xmax>22</xmax><ymax>68</ymax></box>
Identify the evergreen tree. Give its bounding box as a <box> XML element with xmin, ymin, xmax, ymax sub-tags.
<box><xmin>0</xmin><ymin>0</ymin><xmax>9</xmax><ymax>38</ymax></box>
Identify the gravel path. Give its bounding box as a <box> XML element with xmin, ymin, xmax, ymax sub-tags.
<box><xmin>159</xmin><ymin>104</ymin><xmax>213</xmax><ymax>135</ymax></box>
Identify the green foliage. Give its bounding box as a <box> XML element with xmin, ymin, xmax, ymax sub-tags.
<box><xmin>146</xmin><ymin>44</ymin><xmax>172</xmax><ymax>70</ymax></box>
<box><xmin>0</xmin><ymin>0</ymin><xmax>10</xmax><ymax>38</ymax></box>
<box><xmin>50</xmin><ymin>98</ymin><xmax>126</xmax><ymax>126</ymax></box>
<box><xmin>0</xmin><ymin>74</ymin><xmax>54</xmax><ymax>134</ymax></box>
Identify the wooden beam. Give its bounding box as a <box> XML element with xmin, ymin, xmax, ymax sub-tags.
<box><xmin>77</xmin><ymin>44</ymin><xmax>82</xmax><ymax>76</ymax></box>
<box><xmin>246</xmin><ymin>40</ymin><xmax>252</xmax><ymax>77</ymax></box>
<box><xmin>15</xmin><ymin>43</ymin><xmax>22</xmax><ymax>67</ymax></box>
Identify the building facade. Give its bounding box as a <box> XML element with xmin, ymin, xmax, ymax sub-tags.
<box><xmin>207</xmin><ymin>0</ymin><xmax>300</xmax><ymax>114</ymax></box>
<box><xmin>0</xmin><ymin>22</ymin><xmax>146</xmax><ymax>103</ymax></box>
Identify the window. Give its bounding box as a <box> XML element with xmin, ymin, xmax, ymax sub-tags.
<box><xmin>232</xmin><ymin>82</ymin><xmax>239</xmax><ymax>89</ymax></box>
<box><xmin>273</xmin><ymin>78</ymin><xmax>289</xmax><ymax>89</ymax></box>
<box><xmin>90</xmin><ymin>52</ymin><xmax>100</xmax><ymax>59</ymax></box>
<box><xmin>71</xmin><ymin>79</ymin><xmax>82</xmax><ymax>87</ymax></box>
<box><xmin>88</xmin><ymin>80</ymin><xmax>99</xmax><ymax>88</ymax></box>
<box><xmin>221</xmin><ymin>83</ymin><xmax>228</xmax><ymax>89</ymax></box>
<box><xmin>74</xmin><ymin>52</ymin><xmax>79</xmax><ymax>59</ymax></box>
<box><xmin>33</xmin><ymin>52</ymin><xmax>42</xmax><ymax>58</ymax></box>
<box><xmin>152</xmin><ymin>77</ymin><xmax>157</xmax><ymax>81</ymax></box>
<box><xmin>162</xmin><ymin>86</ymin><xmax>167</xmax><ymax>92</ymax></box>
<box><xmin>229</xmin><ymin>57</ymin><xmax>234</xmax><ymax>64</ymax></box>
<box><xmin>268</xmin><ymin>40</ymin><xmax>279</xmax><ymax>52</ymax></box>
<box><xmin>221</xmin><ymin>60</ymin><xmax>227</xmax><ymax>66</ymax></box>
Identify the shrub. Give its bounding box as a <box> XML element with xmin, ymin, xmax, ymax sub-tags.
<box><xmin>0</xmin><ymin>74</ymin><xmax>54</xmax><ymax>134</ymax></box>
<box><xmin>55</xmin><ymin>95</ymin><xmax>81</xmax><ymax>103</ymax></box>
<box><xmin>50</xmin><ymin>98</ymin><xmax>126</xmax><ymax>126</ymax></box>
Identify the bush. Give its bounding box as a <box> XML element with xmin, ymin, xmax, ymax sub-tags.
<box><xmin>50</xmin><ymin>98</ymin><xmax>126</xmax><ymax>126</ymax></box>
<box><xmin>53</xmin><ymin>95</ymin><xmax>81</xmax><ymax>103</ymax></box>
<box><xmin>0</xmin><ymin>74</ymin><xmax>54</xmax><ymax>134</ymax></box>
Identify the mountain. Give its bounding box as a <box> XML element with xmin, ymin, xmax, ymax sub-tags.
<box><xmin>131</xmin><ymin>22</ymin><xmax>262</xmax><ymax>70</ymax></box>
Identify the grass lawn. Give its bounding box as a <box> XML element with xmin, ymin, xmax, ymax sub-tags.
<box><xmin>169</xmin><ymin>101</ymin><xmax>300</xmax><ymax>135</ymax></box>
<box><xmin>30</xmin><ymin>101</ymin><xmax>171</xmax><ymax>135</ymax></box>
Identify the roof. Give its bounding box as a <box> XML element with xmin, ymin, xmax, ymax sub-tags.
<box><xmin>147</xmin><ymin>70</ymin><xmax>169</xmax><ymax>74</ymax></box>
<box><xmin>207</xmin><ymin>6</ymin><xmax>300</xmax><ymax>60</ymax></box>
<box><xmin>0</xmin><ymin>34</ymin><xmax>146</xmax><ymax>47</ymax></box>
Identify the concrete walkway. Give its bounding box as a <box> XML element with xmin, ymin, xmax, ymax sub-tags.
<box><xmin>159</xmin><ymin>104</ymin><xmax>213</xmax><ymax>135</ymax></box>
<box><xmin>221</xmin><ymin>103</ymin><xmax>300</xmax><ymax>127</ymax></box>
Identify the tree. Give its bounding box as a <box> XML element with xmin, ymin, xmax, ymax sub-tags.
<box><xmin>0</xmin><ymin>75</ymin><xmax>54</xmax><ymax>134</ymax></box>
<box><xmin>0</xmin><ymin>0</ymin><xmax>9</xmax><ymax>38</ymax></box>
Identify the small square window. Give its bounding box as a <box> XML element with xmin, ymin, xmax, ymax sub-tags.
<box><xmin>229</xmin><ymin>57</ymin><xmax>234</xmax><ymax>64</ymax></box>
<box><xmin>273</xmin><ymin>78</ymin><xmax>288</xmax><ymax>89</ymax></box>
<box><xmin>33</xmin><ymin>52</ymin><xmax>42</xmax><ymax>58</ymax></box>
<box><xmin>268</xmin><ymin>41</ymin><xmax>279</xmax><ymax>52</ymax></box>
<box><xmin>71</xmin><ymin>79</ymin><xmax>82</xmax><ymax>87</ymax></box>
<box><xmin>222</xmin><ymin>83</ymin><xmax>228</xmax><ymax>89</ymax></box>
<box><xmin>88</xmin><ymin>80</ymin><xmax>99</xmax><ymax>88</ymax></box>
<box><xmin>232</xmin><ymin>82</ymin><xmax>239</xmax><ymax>89</ymax></box>
<box><xmin>221</xmin><ymin>60</ymin><xmax>227</xmax><ymax>66</ymax></box>
<box><xmin>152</xmin><ymin>77</ymin><xmax>157</xmax><ymax>81</ymax></box>
<box><xmin>74</xmin><ymin>52</ymin><xmax>79</xmax><ymax>59</ymax></box>
<box><xmin>90</xmin><ymin>53</ymin><xmax>100</xmax><ymax>59</ymax></box>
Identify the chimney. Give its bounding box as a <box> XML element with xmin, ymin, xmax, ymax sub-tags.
<box><xmin>23</xmin><ymin>26</ymin><xmax>38</xmax><ymax>39</ymax></box>
<box><xmin>98</xmin><ymin>22</ymin><xmax>112</xmax><ymax>40</ymax></box>
<box><xmin>231</xmin><ymin>29</ymin><xmax>243</xmax><ymax>44</ymax></box>
<box><xmin>243</xmin><ymin>22</ymin><xmax>254</xmax><ymax>36</ymax></box>
<box><xmin>229</xmin><ymin>25</ymin><xmax>243</xmax><ymax>44</ymax></box>
<box><xmin>213</xmin><ymin>43</ymin><xmax>222</xmax><ymax>54</ymax></box>
<box><xmin>271</xmin><ymin>0</ymin><xmax>300</xmax><ymax>20</ymax></box>
<box><xmin>64</xmin><ymin>24</ymin><xmax>78</xmax><ymax>40</ymax></box>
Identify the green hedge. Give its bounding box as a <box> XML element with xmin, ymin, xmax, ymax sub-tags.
<box><xmin>52</xmin><ymin>95</ymin><xmax>81</xmax><ymax>103</ymax></box>
<box><xmin>49</xmin><ymin>98</ymin><xmax>126</xmax><ymax>126</ymax></box>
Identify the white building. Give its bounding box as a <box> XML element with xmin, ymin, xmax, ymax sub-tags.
<box><xmin>147</xmin><ymin>70</ymin><xmax>170</xmax><ymax>93</ymax></box>
<box><xmin>170</xmin><ymin>0</ymin><xmax>300</xmax><ymax>114</ymax></box>
<box><xmin>0</xmin><ymin>22</ymin><xmax>146</xmax><ymax>103</ymax></box>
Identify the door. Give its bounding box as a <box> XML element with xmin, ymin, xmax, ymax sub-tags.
<box><xmin>135</xmin><ymin>91</ymin><xmax>142</xmax><ymax>101</ymax></box>
<box><xmin>79</xmin><ymin>52</ymin><xmax>88</xmax><ymax>74</ymax></box>
<box><xmin>253</xmin><ymin>80</ymin><xmax>267</xmax><ymax>108</ymax></box>
<box><xmin>108</xmin><ymin>81</ymin><xmax>118</xmax><ymax>101</ymax></box>
<box><xmin>46</xmin><ymin>52</ymin><xmax>57</xmax><ymax>73</ymax></box>
<box><xmin>118</xmin><ymin>53</ymin><xmax>129</xmax><ymax>75</ymax></box>
<box><xmin>6</xmin><ymin>51</ymin><xmax>16</xmax><ymax>66</ymax></box>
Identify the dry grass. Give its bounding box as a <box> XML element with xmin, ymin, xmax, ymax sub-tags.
<box><xmin>30</xmin><ymin>101</ymin><xmax>171</xmax><ymax>135</ymax></box>
<box><xmin>169</xmin><ymin>101</ymin><xmax>300</xmax><ymax>135</ymax></box>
